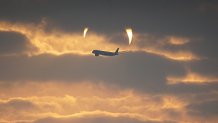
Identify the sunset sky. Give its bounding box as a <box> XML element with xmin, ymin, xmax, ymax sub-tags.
<box><xmin>0</xmin><ymin>0</ymin><xmax>218</xmax><ymax>123</ymax></box>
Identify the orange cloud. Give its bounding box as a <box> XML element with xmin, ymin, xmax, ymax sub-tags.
<box><xmin>139</xmin><ymin>48</ymin><xmax>199</xmax><ymax>61</ymax></box>
<box><xmin>1</xmin><ymin>81</ymin><xmax>218</xmax><ymax>122</ymax></box>
<box><xmin>0</xmin><ymin>20</ymin><xmax>199</xmax><ymax>61</ymax></box>
<box><xmin>0</xmin><ymin>81</ymin><xmax>190</xmax><ymax>122</ymax></box>
<box><xmin>0</xmin><ymin>20</ymin><xmax>117</xmax><ymax>56</ymax></box>
<box><xmin>167</xmin><ymin>71</ymin><xmax>218</xmax><ymax>84</ymax></box>
<box><xmin>167</xmin><ymin>36</ymin><xmax>189</xmax><ymax>45</ymax></box>
<box><xmin>162</xmin><ymin>96</ymin><xmax>187</xmax><ymax>110</ymax></box>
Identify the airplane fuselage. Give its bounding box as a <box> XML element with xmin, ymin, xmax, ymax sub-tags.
<box><xmin>92</xmin><ymin>48</ymin><xmax>119</xmax><ymax>56</ymax></box>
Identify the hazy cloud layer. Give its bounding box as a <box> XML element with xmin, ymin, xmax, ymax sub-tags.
<box><xmin>0</xmin><ymin>82</ymin><xmax>218</xmax><ymax>123</ymax></box>
<box><xmin>0</xmin><ymin>0</ymin><xmax>218</xmax><ymax>123</ymax></box>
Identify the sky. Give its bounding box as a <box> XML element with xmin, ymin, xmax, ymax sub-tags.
<box><xmin>0</xmin><ymin>0</ymin><xmax>218</xmax><ymax>122</ymax></box>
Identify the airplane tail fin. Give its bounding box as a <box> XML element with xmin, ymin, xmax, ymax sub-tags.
<box><xmin>115</xmin><ymin>48</ymin><xmax>119</xmax><ymax>55</ymax></box>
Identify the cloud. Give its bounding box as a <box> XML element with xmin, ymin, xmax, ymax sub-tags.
<box><xmin>0</xmin><ymin>31</ymin><xmax>31</xmax><ymax>56</ymax></box>
<box><xmin>1</xmin><ymin>81</ymin><xmax>218</xmax><ymax>123</ymax></box>
<box><xmin>0</xmin><ymin>50</ymin><xmax>216</xmax><ymax>95</ymax></box>
<box><xmin>33</xmin><ymin>113</ymin><xmax>173</xmax><ymax>123</ymax></box>
<box><xmin>0</xmin><ymin>20</ymin><xmax>199</xmax><ymax>61</ymax></box>
<box><xmin>0</xmin><ymin>98</ymin><xmax>37</xmax><ymax>122</ymax></box>
<box><xmin>0</xmin><ymin>52</ymin><xmax>186</xmax><ymax>93</ymax></box>
<box><xmin>187</xmin><ymin>100</ymin><xmax>218</xmax><ymax>122</ymax></box>
<box><xmin>0</xmin><ymin>1</ymin><xmax>218</xmax><ymax>123</ymax></box>
<box><xmin>0</xmin><ymin>20</ymin><xmax>118</xmax><ymax>56</ymax></box>
<box><xmin>0</xmin><ymin>82</ymin><xmax>188</xmax><ymax>123</ymax></box>
<box><xmin>166</xmin><ymin>36</ymin><xmax>189</xmax><ymax>45</ymax></box>
<box><xmin>198</xmin><ymin>2</ymin><xmax>218</xmax><ymax>13</ymax></box>
<box><xmin>167</xmin><ymin>71</ymin><xmax>218</xmax><ymax>84</ymax></box>
<box><xmin>0</xmin><ymin>36</ymin><xmax>216</xmax><ymax>122</ymax></box>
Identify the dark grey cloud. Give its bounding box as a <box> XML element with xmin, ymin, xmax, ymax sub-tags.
<box><xmin>187</xmin><ymin>36</ymin><xmax>218</xmax><ymax>59</ymax></box>
<box><xmin>0</xmin><ymin>52</ymin><xmax>186</xmax><ymax>94</ymax></box>
<box><xmin>186</xmin><ymin>59</ymin><xmax>218</xmax><ymax>76</ymax></box>
<box><xmin>0</xmin><ymin>52</ymin><xmax>217</xmax><ymax>96</ymax></box>
<box><xmin>0</xmin><ymin>51</ymin><xmax>217</xmax><ymax>95</ymax></box>
<box><xmin>198</xmin><ymin>2</ymin><xmax>218</xmax><ymax>13</ymax></box>
<box><xmin>166</xmin><ymin>83</ymin><xmax>218</xmax><ymax>95</ymax></box>
<box><xmin>34</xmin><ymin>115</ymin><xmax>175</xmax><ymax>123</ymax></box>
<box><xmin>0</xmin><ymin>99</ymin><xmax>38</xmax><ymax>122</ymax></box>
<box><xmin>0</xmin><ymin>31</ymin><xmax>29</xmax><ymax>55</ymax></box>
<box><xmin>187</xmin><ymin>100</ymin><xmax>218</xmax><ymax>117</ymax></box>
<box><xmin>0</xmin><ymin>0</ymin><xmax>217</xmax><ymax>36</ymax></box>
<box><xmin>0</xmin><ymin>99</ymin><xmax>35</xmax><ymax>111</ymax></box>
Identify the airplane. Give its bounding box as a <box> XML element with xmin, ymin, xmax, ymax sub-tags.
<box><xmin>92</xmin><ymin>48</ymin><xmax>119</xmax><ymax>56</ymax></box>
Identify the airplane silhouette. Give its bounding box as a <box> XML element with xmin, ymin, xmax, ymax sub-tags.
<box><xmin>92</xmin><ymin>48</ymin><xmax>119</xmax><ymax>56</ymax></box>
